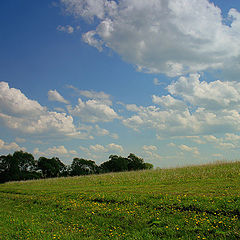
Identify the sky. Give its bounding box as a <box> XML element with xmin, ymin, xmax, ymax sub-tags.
<box><xmin>1</xmin><ymin>0</ymin><xmax>240</xmax><ymax>168</ymax></box>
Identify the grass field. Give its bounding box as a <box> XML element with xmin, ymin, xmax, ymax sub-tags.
<box><xmin>0</xmin><ymin>161</ymin><xmax>240</xmax><ymax>239</ymax></box>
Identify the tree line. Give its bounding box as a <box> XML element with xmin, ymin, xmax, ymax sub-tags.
<box><xmin>0</xmin><ymin>151</ymin><xmax>153</xmax><ymax>183</ymax></box>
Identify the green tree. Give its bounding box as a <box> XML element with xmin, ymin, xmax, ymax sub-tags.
<box><xmin>71</xmin><ymin>158</ymin><xmax>98</xmax><ymax>176</ymax></box>
<box><xmin>127</xmin><ymin>153</ymin><xmax>145</xmax><ymax>171</ymax></box>
<box><xmin>13</xmin><ymin>151</ymin><xmax>35</xmax><ymax>172</ymax></box>
<box><xmin>0</xmin><ymin>151</ymin><xmax>39</xmax><ymax>182</ymax></box>
<box><xmin>37</xmin><ymin>157</ymin><xmax>66</xmax><ymax>178</ymax></box>
<box><xmin>100</xmin><ymin>155</ymin><xmax>129</xmax><ymax>172</ymax></box>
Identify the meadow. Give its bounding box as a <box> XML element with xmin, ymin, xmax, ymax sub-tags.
<box><xmin>0</xmin><ymin>161</ymin><xmax>240</xmax><ymax>239</ymax></box>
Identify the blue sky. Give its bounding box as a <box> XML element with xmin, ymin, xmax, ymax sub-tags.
<box><xmin>1</xmin><ymin>0</ymin><xmax>240</xmax><ymax>168</ymax></box>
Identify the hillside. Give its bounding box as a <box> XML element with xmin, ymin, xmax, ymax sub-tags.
<box><xmin>1</xmin><ymin>161</ymin><xmax>240</xmax><ymax>239</ymax></box>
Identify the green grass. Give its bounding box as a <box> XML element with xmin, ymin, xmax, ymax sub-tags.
<box><xmin>0</xmin><ymin>161</ymin><xmax>240</xmax><ymax>239</ymax></box>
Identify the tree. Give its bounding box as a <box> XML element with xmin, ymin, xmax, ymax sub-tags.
<box><xmin>0</xmin><ymin>154</ymin><xmax>13</xmax><ymax>182</ymax></box>
<box><xmin>70</xmin><ymin>158</ymin><xmax>98</xmax><ymax>176</ymax></box>
<box><xmin>0</xmin><ymin>151</ymin><xmax>39</xmax><ymax>182</ymax></box>
<box><xmin>37</xmin><ymin>157</ymin><xmax>66</xmax><ymax>178</ymax></box>
<box><xmin>127</xmin><ymin>153</ymin><xmax>145</xmax><ymax>171</ymax></box>
<box><xmin>100</xmin><ymin>155</ymin><xmax>129</xmax><ymax>173</ymax></box>
<box><xmin>13</xmin><ymin>151</ymin><xmax>35</xmax><ymax>172</ymax></box>
<box><xmin>143</xmin><ymin>162</ymin><xmax>154</xmax><ymax>170</ymax></box>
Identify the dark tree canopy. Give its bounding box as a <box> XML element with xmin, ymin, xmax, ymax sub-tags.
<box><xmin>0</xmin><ymin>151</ymin><xmax>39</xmax><ymax>182</ymax></box>
<box><xmin>0</xmin><ymin>151</ymin><xmax>153</xmax><ymax>183</ymax></box>
<box><xmin>38</xmin><ymin>157</ymin><xmax>66</xmax><ymax>178</ymax></box>
<box><xmin>71</xmin><ymin>158</ymin><xmax>98</xmax><ymax>176</ymax></box>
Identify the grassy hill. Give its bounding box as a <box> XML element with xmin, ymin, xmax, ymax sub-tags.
<box><xmin>0</xmin><ymin>161</ymin><xmax>240</xmax><ymax>239</ymax></box>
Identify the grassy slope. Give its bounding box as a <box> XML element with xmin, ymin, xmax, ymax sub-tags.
<box><xmin>0</xmin><ymin>162</ymin><xmax>240</xmax><ymax>240</ymax></box>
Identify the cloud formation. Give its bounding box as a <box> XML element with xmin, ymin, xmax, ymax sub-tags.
<box><xmin>0</xmin><ymin>139</ymin><xmax>25</xmax><ymax>151</ymax></box>
<box><xmin>48</xmin><ymin>89</ymin><xmax>69</xmax><ymax>104</ymax></box>
<box><xmin>123</xmin><ymin>74</ymin><xmax>240</xmax><ymax>137</ymax></box>
<box><xmin>0</xmin><ymin>82</ymin><xmax>84</xmax><ymax>137</ymax></box>
<box><xmin>57</xmin><ymin>25</ymin><xmax>74</xmax><ymax>34</ymax></box>
<box><xmin>61</xmin><ymin>0</ymin><xmax>240</xmax><ymax>78</ymax></box>
<box><xmin>68</xmin><ymin>98</ymin><xmax>119</xmax><ymax>122</ymax></box>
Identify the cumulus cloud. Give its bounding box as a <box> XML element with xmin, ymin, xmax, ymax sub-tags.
<box><xmin>225</xmin><ymin>133</ymin><xmax>240</xmax><ymax>141</ymax></box>
<box><xmin>168</xmin><ymin>74</ymin><xmax>240</xmax><ymax>110</ymax></box>
<box><xmin>61</xmin><ymin>0</ymin><xmax>240</xmax><ymax>78</ymax></box>
<box><xmin>48</xmin><ymin>90</ymin><xmax>69</xmax><ymax>104</ymax></box>
<box><xmin>0</xmin><ymin>82</ymin><xmax>86</xmax><ymax>138</ymax></box>
<box><xmin>142</xmin><ymin>145</ymin><xmax>157</xmax><ymax>151</ymax></box>
<box><xmin>57</xmin><ymin>25</ymin><xmax>74</xmax><ymax>34</ymax></box>
<box><xmin>123</xmin><ymin>74</ymin><xmax>240</xmax><ymax>138</ymax></box>
<box><xmin>80</xmin><ymin>143</ymin><xmax>124</xmax><ymax>156</ymax></box>
<box><xmin>90</xmin><ymin>144</ymin><xmax>107</xmax><ymax>152</ymax></box>
<box><xmin>0</xmin><ymin>139</ymin><xmax>25</xmax><ymax>151</ymax></box>
<box><xmin>0</xmin><ymin>81</ymin><xmax>45</xmax><ymax>116</ymax></box>
<box><xmin>68</xmin><ymin>98</ymin><xmax>119</xmax><ymax>122</ymax></box>
<box><xmin>33</xmin><ymin>145</ymin><xmax>78</xmax><ymax>157</ymax></box>
<box><xmin>179</xmin><ymin>144</ymin><xmax>200</xmax><ymax>155</ymax></box>
<box><xmin>67</xmin><ymin>85</ymin><xmax>112</xmax><ymax>105</ymax></box>
<box><xmin>107</xmin><ymin>143</ymin><xmax>124</xmax><ymax>153</ymax></box>
<box><xmin>152</xmin><ymin>95</ymin><xmax>186</xmax><ymax>111</ymax></box>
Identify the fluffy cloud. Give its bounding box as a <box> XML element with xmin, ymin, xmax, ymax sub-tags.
<box><xmin>68</xmin><ymin>98</ymin><xmax>119</xmax><ymax>122</ymax></box>
<box><xmin>179</xmin><ymin>144</ymin><xmax>200</xmax><ymax>155</ymax></box>
<box><xmin>142</xmin><ymin>145</ymin><xmax>157</xmax><ymax>151</ymax></box>
<box><xmin>107</xmin><ymin>143</ymin><xmax>124</xmax><ymax>153</ymax></box>
<box><xmin>57</xmin><ymin>25</ymin><xmax>74</xmax><ymax>34</ymax></box>
<box><xmin>0</xmin><ymin>82</ymin><xmax>85</xmax><ymax>138</ymax></box>
<box><xmin>90</xmin><ymin>144</ymin><xmax>107</xmax><ymax>152</ymax></box>
<box><xmin>225</xmin><ymin>133</ymin><xmax>240</xmax><ymax>141</ymax></box>
<box><xmin>0</xmin><ymin>81</ymin><xmax>45</xmax><ymax>116</ymax></box>
<box><xmin>0</xmin><ymin>139</ymin><xmax>25</xmax><ymax>151</ymax></box>
<box><xmin>67</xmin><ymin>85</ymin><xmax>112</xmax><ymax>105</ymax></box>
<box><xmin>33</xmin><ymin>145</ymin><xmax>78</xmax><ymax>157</ymax></box>
<box><xmin>152</xmin><ymin>95</ymin><xmax>186</xmax><ymax>111</ymax></box>
<box><xmin>48</xmin><ymin>90</ymin><xmax>69</xmax><ymax>104</ymax></box>
<box><xmin>80</xmin><ymin>143</ymin><xmax>124</xmax><ymax>155</ymax></box>
<box><xmin>123</xmin><ymin>74</ymin><xmax>240</xmax><ymax>137</ymax></box>
<box><xmin>61</xmin><ymin>0</ymin><xmax>240</xmax><ymax>78</ymax></box>
<box><xmin>168</xmin><ymin>74</ymin><xmax>240</xmax><ymax>110</ymax></box>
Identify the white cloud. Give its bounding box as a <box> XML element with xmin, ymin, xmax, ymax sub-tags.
<box><xmin>168</xmin><ymin>74</ymin><xmax>240</xmax><ymax>110</ymax></box>
<box><xmin>123</xmin><ymin>74</ymin><xmax>240</xmax><ymax>137</ymax></box>
<box><xmin>61</xmin><ymin>0</ymin><xmax>240</xmax><ymax>78</ymax></box>
<box><xmin>107</xmin><ymin>143</ymin><xmax>124</xmax><ymax>153</ymax></box>
<box><xmin>153</xmin><ymin>78</ymin><xmax>162</xmax><ymax>86</ymax></box>
<box><xmin>0</xmin><ymin>82</ymin><xmax>86</xmax><ymax>138</ymax></box>
<box><xmin>47</xmin><ymin>145</ymin><xmax>68</xmax><ymax>155</ymax></box>
<box><xmin>142</xmin><ymin>145</ymin><xmax>157</xmax><ymax>151</ymax></box>
<box><xmin>168</xmin><ymin>143</ymin><xmax>176</xmax><ymax>147</ymax></box>
<box><xmin>0</xmin><ymin>81</ymin><xmax>45</xmax><ymax>116</ymax></box>
<box><xmin>203</xmin><ymin>135</ymin><xmax>218</xmax><ymax>142</ymax></box>
<box><xmin>67</xmin><ymin>85</ymin><xmax>112</xmax><ymax>105</ymax></box>
<box><xmin>82</xmin><ymin>31</ymin><xmax>103</xmax><ymax>51</ymax></box>
<box><xmin>179</xmin><ymin>144</ymin><xmax>199</xmax><ymax>155</ymax></box>
<box><xmin>152</xmin><ymin>95</ymin><xmax>186</xmax><ymax>110</ymax></box>
<box><xmin>0</xmin><ymin>139</ymin><xmax>25</xmax><ymax>151</ymax></box>
<box><xmin>15</xmin><ymin>137</ymin><xmax>26</xmax><ymax>143</ymax></box>
<box><xmin>57</xmin><ymin>25</ymin><xmax>74</xmax><ymax>34</ymax></box>
<box><xmin>225</xmin><ymin>133</ymin><xmax>240</xmax><ymax>141</ymax></box>
<box><xmin>33</xmin><ymin>146</ymin><xmax>78</xmax><ymax>157</ymax></box>
<box><xmin>68</xmin><ymin>98</ymin><xmax>119</xmax><ymax>123</ymax></box>
<box><xmin>48</xmin><ymin>90</ymin><xmax>69</xmax><ymax>104</ymax></box>
<box><xmin>94</xmin><ymin>124</ymin><xmax>109</xmax><ymax>136</ymax></box>
<box><xmin>90</xmin><ymin>144</ymin><xmax>107</xmax><ymax>152</ymax></box>
<box><xmin>218</xmin><ymin>142</ymin><xmax>235</xmax><ymax>149</ymax></box>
